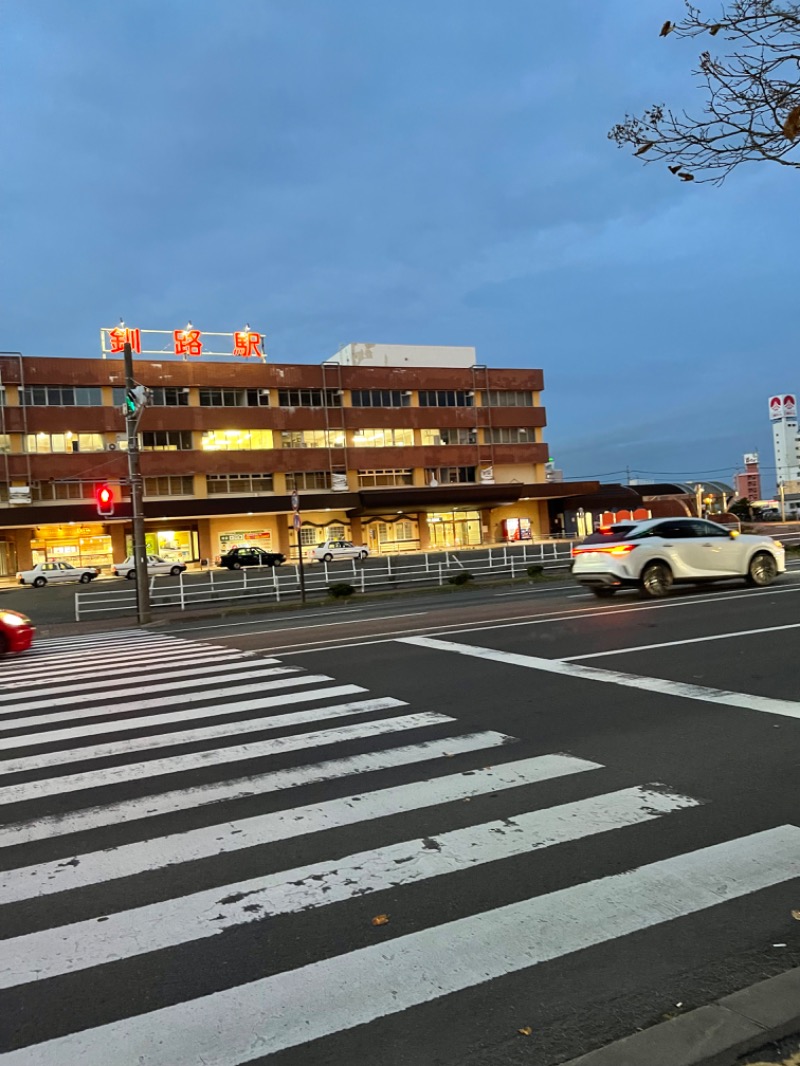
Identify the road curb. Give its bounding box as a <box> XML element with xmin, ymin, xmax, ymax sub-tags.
<box><xmin>560</xmin><ymin>966</ymin><xmax>800</xmax><ymax>1066</ymax></box>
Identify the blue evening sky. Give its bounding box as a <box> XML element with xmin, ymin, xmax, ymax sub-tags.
<box><xmin>2</xmin><ymin>1</ymin><xmax>795</xmax><ymax>490</ymax></box>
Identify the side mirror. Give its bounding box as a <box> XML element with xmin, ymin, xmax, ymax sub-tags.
<box><xmin>729</xmin><ymin>530</ymin><xmax>740</xmax><ymax>538</ymax></box>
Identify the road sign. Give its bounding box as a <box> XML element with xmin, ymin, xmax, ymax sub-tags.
<box><xmin>293</xmin><ymin>513</ymin><xmax>302</xmax><ymax>530</ymax></box>
<box><xmin>291</xmin><ymin>492</ymin><xmax>300</xmax><ymax>511</ymax></box>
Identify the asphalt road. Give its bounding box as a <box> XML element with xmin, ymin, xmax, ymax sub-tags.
<box><xmin>2</xmin><ymin>575</ymin><xmax>800</xmax><ymax>1065</ymax></box>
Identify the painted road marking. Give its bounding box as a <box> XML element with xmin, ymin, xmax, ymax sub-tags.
<box><xmin>0</xmin><ymin>677</ymin><xmax>352</xmax><ymax>736</ymax></box>
<box><xmin>398</xmin><ymin>636</ymin><xmax>800</xmax><ymax>722</ymax></box>
<box><xmin>0</xmin><ymin>750</ymin><xmax>595</xmax><ymax>905</ymax></box>
<box><xmin>0</xmin><ymin>785</ymin><xmax>696</xmax><ymax>988</ymax></box>
<box><xmin>240</xmin><ymin>583</ymin><xmax>800</xmax><ymax>657</ymax></box>
<box><xmin>0</xmin><ymin>656</ymin><xmax>279</xmax><ymax>699</ymax></box>
<box><xmin>0</xmin><ymin>645</ymin><xmax>242</xmax><ymax>682</ymax></box>
<box><xmin>0</xmin><ymin>696</ymin><xmax>408</xmax><ymax>775</ymax></box>
<box><xmin>0</xmin><ymin>712</ymin><xmax>453</xmax><ymax>811</ymax></box>
<box><xmin>5</xmin><ymin>826</ymin><xmax>798</xmax><ymax>1065</ymax></box>
<box><xmin>0</xmin><ymin>731</ymin><xmax>518</xmax><ymax>848</ymax></box>
<box><xmin>562</xmin><ymin>620</ymin><xmax>800</xmax><ymax>661</ymax></box>
<box><xmin>168</xmin><ymin>610</ymin><xmax>429</xmax><ymax>637</ymax></box>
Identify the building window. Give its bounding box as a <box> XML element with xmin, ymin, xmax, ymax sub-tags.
<box><xmin>20</xmin><ymin>386</ymin><xmax>103</xmax><ymax>406</ymax></box>
<box><xmin>357</xmin><ymin>469</ymin><xmax>414</xmax><ymax>487</ymax></box>
<box><xmin>200</xmin><ymin>429</ymin><xmax>273</xmax><ymax>451</ymax></box>
<box><xmin>148</xmin><ymin>387</ymin><xmax>189</xmax><ymax>407</ymax></box>
<box><xmin>299</xmin><ymin>526</ymin><xmax>319</xmax><ymax>547</ymax></box>
<box><xmin>32</xmin><ymin>481</ymin><xmax>96</xmax><ymax>501</ymax></box>
<box><xmin>141</xmin><ymin>430</ymin><xmax>193</xmax><ymax>451</ymax></box>
<box><xmin>418</xmin><ymin>390</ymin><xmax>474</xmax><ymax>408</ymax></box>
<box><xmin>0</xmin><ymin>435</ymin><xmax>10</xmax><ymax>453</ymax></box>
<box><xmin>199</xmin><ymin>388</ymin><xmax>270</xmax><ymax>407</ymax></box>
<box><xmin>26</xmin><ymin>432</ymin><xmax>104</xmax><ymax>453</ymax></box>
<box><xmin>206</xmin><ymin>473</ymin><xmax>274</xmax><ymax>494</ymax></box>
<box><xmin>483</xmin><ymin>427</ymin><xmax>537</xmax><ymax>444</ymax></box>
<box><xmin>143</xmin><ymin>476</ymin><xmax>194</xmax><ymax>497</ymax></box>
<box><xmin>480</xmin><ymin>390</ymin><xmax>534</xmax><ymax>407</ymax></box>
<box><xmin>350</xmin><ymin>389</ymin><xmax>411</xmax><ymax>408</ymax></box>
<box><xmin>286</xmin><ymin>470</ymin><xmax>332</xmax><ymax>491</ymax></box>
<box><xmin>351</xmin><ymin>428</ymin><xmax>414</xmax><ymax>447</ymax></box>
<box><xmin>420</xmin><ymin>428</ymin><xmax>477</xmax><ymax>446</ymax></box>
<box><xmin>426</xmin><ymin>466</ymin><xmax>476</xmax><ymax>484</ymax></box>
<box><xmin>278</xmin><ymin>388</ymin><xmax>342</xmax><ymax>408</ymax></box>
<box><xmin>280</xmin><ymin>429</ymin><xmax>345</xmax><ymax>448</ymax></box>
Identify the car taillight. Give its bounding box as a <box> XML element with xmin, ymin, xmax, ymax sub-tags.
<box><xmin>573</xmin><ymin>543</ymin><xmax>638</xmax><ymax>557</ymax></box>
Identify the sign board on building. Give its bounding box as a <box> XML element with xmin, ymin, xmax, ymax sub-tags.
<box><xmin>480</xmin><ymin>466</ymin><xmax>495</xmax><ymax>484</ymax></box>
<box><xmin>743</xmin><ymin>453</ymin><xmax>759</xmax><ymax>466</ymax></box>
<box><xmin>8</xmin><ymin>486</ymin><xmax>32</xmax><ymax>505</ymax></box>
<box><xmin>101</xmin><ymin>324</ymin><xmax>265</xmax><ymax>361</ymax></box>
<box><xmin>769</xmin><ymin>395</ymin><xmax>797</xmax><ymax>421</ymax></box>
<box><xmin>331</xmin><ymin>473</ymin><xmax>349</xmax><ymax>492</ymax></box>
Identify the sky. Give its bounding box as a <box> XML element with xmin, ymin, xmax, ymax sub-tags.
<box><xmin>1</xmin><ymin>0</ymin><xmax>797</xmax><ymax>491</ymax></box>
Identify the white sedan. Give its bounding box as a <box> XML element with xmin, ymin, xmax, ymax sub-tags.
<box><xmin>312</xmin><ymin>540</ymin><xmax>369</xmax><ymax>562</ymax></box>
<box><xmin>572</xmin><ymin>517</ymin><xmax>785</xmax><ymax>599</ymax></box>
<box><xmin>17</xmin><ymin>562</ymin><xmax>99</xmax><ymax>587</ymax></box>
<box><xmin>112</xmin><ymin>555</ymin><xmax>187</xmax><ymax>580</ymax></box>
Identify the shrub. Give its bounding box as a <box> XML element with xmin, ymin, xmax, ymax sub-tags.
<box><xmin>327</xmin><ymin>582</ymin><xmax>355</xmax><ymax>598</ymax></box>
<box><xmin>526</xmin><ymin>564</ymin><xmax>544</xmax><ymax>578</ymax></box>
<box><xmin>447</xmin><ymin>571</ymin><xmax>474</xmax><ymax>586</ymax></box>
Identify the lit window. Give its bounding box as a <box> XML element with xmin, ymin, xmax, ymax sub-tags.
<box><xmin>201</xmin><ymin>429</ymin><xmax>274</xmax><ymax>451</ymax></box>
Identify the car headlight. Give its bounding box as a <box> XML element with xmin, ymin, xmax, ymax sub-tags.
<box><xmin>0</xmin><ymin>612</ymin><xmax>29</xmax><ymax>627</ymax></box>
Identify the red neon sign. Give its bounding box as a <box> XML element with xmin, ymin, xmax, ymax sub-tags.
<box><xmin>108</xmin><ymin>327</ymin><xmax>141</xmax><ymax>354</ymax></box>
<box><xmin>173</xmin><ymin>329</ymin><xmax>203</xmax><ymax>357</ymax></box>
<box><xmin>233</xmin><ymin>330</ymin><xmax>263</xmax><ymax>358</ymax></box>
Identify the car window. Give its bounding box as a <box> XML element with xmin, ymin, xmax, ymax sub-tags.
<box><xmin>646</xmin><ymin>521</ymin><xmax>693</xmax><ymax>539</ymax></box>
<box><xmin>60</xmin><ymin>562</ymin><xmax>75</xmax><ymax>569</ymax></box>
<box><xmin>693</xmin><ymin>520</ymin><xmax>729</xmax><ymax>538</ymax></box>
<box><xmin>42</xmin><ymin>563</ymin><xmax>55</xmax><ymax>571</ymax></box>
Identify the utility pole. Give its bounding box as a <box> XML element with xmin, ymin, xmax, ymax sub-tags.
<box><xmin>123</xmin><ymin>342</ymin><xmax>151</xmax><ymax>625</ymax></box>
<box><xmin>779</xmin><ymin>481</ymin><xmax>786</xmax><ymax>522</ymax></box>
<box><xmin>291</xmin><ymin>490</ymin><xmax>306</xmax><ymax>604</ymax></box>
<box><xmin>694</xmin><ymin>483</ymin><xmax>703</xmax><ymax>518</ymax></box>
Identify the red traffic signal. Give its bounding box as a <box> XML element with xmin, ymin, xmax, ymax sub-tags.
<box><xmin>95</xmin><ymin>484</ymin><xmax>114</xmax><ymax>517</ymax></box>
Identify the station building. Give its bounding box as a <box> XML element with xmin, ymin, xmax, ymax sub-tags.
<box><xmin>0</xmin><ymin>343</ymin><xmax>603</xmax><ymax>574</ymax></box>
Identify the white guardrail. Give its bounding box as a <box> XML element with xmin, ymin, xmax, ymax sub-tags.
<box><xmin>74</xmin><ymin>542</ymin><xmax>576</xmax><ymax>621</ymax></box>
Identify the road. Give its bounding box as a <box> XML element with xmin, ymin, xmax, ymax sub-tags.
<box><xmin>2</xmin><ymin>575</ymin><xmax>800</xmax><ymax>1064</ymax></box>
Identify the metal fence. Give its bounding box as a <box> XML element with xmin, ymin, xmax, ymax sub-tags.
<box><xmin>74</xmin><ymin>541</ymin><xmax>575</xmax><ymax>620</ymax></box>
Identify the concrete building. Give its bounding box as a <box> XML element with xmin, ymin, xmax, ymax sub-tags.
<box><xmin>769</xmin><ymin>394</ymin><xmax>800</xmax><ymax>487</ymax></box>
<box><xmin>0</xmin><ymin>349</ymin><xmax>605</xmax><ymax>575</ymax></box>
<box><xmin>734</xmin><ymin>453</ymin><xmax>761</xmax><ymax>502</ymax></box>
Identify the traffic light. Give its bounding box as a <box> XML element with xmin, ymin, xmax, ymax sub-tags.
<box><xmin>124</xmin><ymin>384</ymin><xmax>149</xmax><ymax>416</ymax></box>
<box><xmin>95</xmin><ymin>484</ymin><xmax>114</xmax><ymax>517</ymax></box>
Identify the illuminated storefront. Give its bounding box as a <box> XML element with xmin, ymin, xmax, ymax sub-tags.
<box><xmin>31</xmin><ymin>526</ymin><xmax>113</xmax><ymax>569</ymax></box>
<box><xmin>427</xmin><ymin>510</ymin><xmax>483</xmax><ymax>549</ymax></box>
<box><xmin>125</xmin><ymin>528</ymin><xmax>199</xmax><ymax>563</ymax></box>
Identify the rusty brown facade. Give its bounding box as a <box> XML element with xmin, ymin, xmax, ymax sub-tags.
<box><xmin>0</xmin><ymin>353</ymin><xmax>598</xmax><ymax>574</ymax></box>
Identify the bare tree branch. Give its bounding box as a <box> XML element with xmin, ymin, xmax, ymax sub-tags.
<box><xmin>609</xmin><ymin>0</ymin><xmax>800</xmax><ymax>184</ymax></box>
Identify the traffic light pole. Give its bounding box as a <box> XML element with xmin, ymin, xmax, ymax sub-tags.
<box><xmin>123</xmin><ymin>342</ymin><xmax>152</xmax><ymax>625</ymax></box>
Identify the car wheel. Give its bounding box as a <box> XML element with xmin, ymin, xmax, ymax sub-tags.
<box><xmin>746</xmin><ymin>551</ymin><xmax>778</xmax><ymax>587</ymax></box>
<box><xmin>359</xmin><ymin>551</ymin><xmax>368</xmax><ymax>560</ymax></box>
<box><xmin>590</xmin><ymin>587</ymin><xmax>616</xmax><ymax>599</ymax></box>
<box><xmin>231</xmin><ymin>561</ymin><xmax>242</xmax><ymax>570</ymax></box>
<box><xmin>639</xmin><ymin>561</ymin><xmax>673</xmax><ymax>598</ymax></box>
<box><xmin>126</xmin><ymin>570</ymin><xmax>136</xmax><ymax>580</ymax></box>
<box><xmin>274</xmin><ymin>558</ymin><xmax>284</xmax><ymax>567</ymax></box>
<box><xmin>79</xmin><ymin>573</ymin><xmax>92</xmax><ymax>584</ymax></box>
<box><xmin>32</xmin><ymin>577</ymin><xmax>46</xmax><ymax>588</ymax></box>
<box><xmin>323</xmin><ymin>553</ymin><xmax>333</xmax><ymax>563</ymax></box>
<box><xmin>170</xmin><ymin>566</ymin><xmax>183</xmax><ymax>576</ymax></box>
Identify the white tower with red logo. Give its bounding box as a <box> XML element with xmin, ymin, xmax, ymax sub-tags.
<box><xmin>769</xmin><ymin>394</ymin><xmax>799</xmax><ymax>487</ymax></box>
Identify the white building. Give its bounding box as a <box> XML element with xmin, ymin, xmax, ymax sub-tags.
<box><xmin>329</xmin><ymin>343</ymin><xmax>476</xmax><ymax>369</ymax></box>
<box><xmin>769</xmin><ymin>394</ymin><xmax>800</xmax><ymax>488</ymax></box>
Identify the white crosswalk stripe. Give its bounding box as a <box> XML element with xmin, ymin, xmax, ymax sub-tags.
<box><xmin>0</xmin><ymin>629</ymin><xmax>797</xmax><ymax>1065</ymax></box>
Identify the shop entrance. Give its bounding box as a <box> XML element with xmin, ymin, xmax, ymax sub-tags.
<box><xmin>31</xmin><ymin>528</ymin><xmax>113</xmax><ymax>570</ymax></box>
<box><xmin>427</xmin><ymin>510</ymin><xmax>482</xmax><ymax>549</ymax></box>
<box><xmin>126</xmin><ymin>528</ymin><xmax>199</xmax><ymax>564</ymax></box>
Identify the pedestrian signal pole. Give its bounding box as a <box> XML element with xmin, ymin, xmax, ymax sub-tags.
<box><xmin>292</xmin><ymin>491</ymin><xmax>306</xmax><ymax>604</ymax></box>
<box><xmin>123</xmin><ymin>341</ymin><xmax>151</xmax><ymax>625</ymax></box>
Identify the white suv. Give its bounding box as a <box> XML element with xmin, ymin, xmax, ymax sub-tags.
<box><xmin>572</xmin><ymin>518</ymin><xmax>785</xmax><ymax>599</ymax></box>
<box><xmin>312</xmin><ymin>540</ymin><xmax>369</xmax><ymax>562</ymax></box>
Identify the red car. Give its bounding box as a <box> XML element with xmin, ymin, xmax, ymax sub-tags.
<box><xmin>0</xmin><ymin>609</ymin><xmax>35</xmax><ymax>656</ymax></box>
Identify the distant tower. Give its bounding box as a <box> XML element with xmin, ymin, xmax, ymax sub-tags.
<box><xmin>734</xmin><ymin>453</ymin><xmax>761</xmax><ymax>501</ymax></box>
<box><xmin>769</xmin><ymin>394</ymin><xmax>799</xmax><ymax>489</ymax></box>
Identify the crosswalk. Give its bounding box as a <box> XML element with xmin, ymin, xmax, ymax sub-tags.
<box><xmin>0</xmin><ymin>629</ymin><xmax>798</xmax><ymax>1063</ymax></box>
